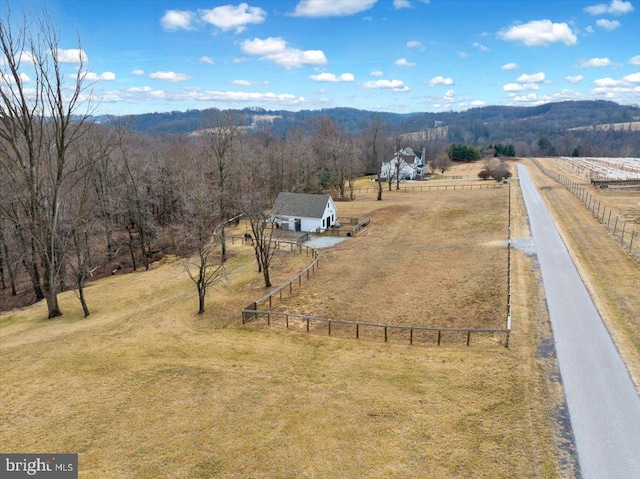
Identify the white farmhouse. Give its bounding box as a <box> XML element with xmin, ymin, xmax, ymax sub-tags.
<box><xmin>272</xmin><ymin>192</ymin><xmax>338</xmax><ymax>233</ymax></box>
<box><xmin>381</xmin><ymin>147</ymin><xmax>427</xmax><ymax>181</ymax></box>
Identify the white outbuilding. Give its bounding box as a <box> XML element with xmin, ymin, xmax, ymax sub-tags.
<box><xmin>272</xmin><ymin>192</ymin><xmax>338</xmax><ymax>233</ymax></box>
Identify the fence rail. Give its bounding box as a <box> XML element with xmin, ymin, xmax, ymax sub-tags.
<box><xmin>352</xmin><ymin>183</ymin><xmax>504</xmax><ymax>194</ymax></box>
<box><xmin>531</xmin><ymin>159</ymin><xmax>638</xmax><ymax>260</ymax></box>
<box><xmin>241</xmin><ymin>310</ymin><xmax>510</xmax><ymax>347</ymax></box>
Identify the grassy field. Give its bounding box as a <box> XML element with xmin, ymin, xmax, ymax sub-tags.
<box><xmin>1</xmin><ymin>166</ymin><xmax>577</xmax><ymax>478</ymax></box>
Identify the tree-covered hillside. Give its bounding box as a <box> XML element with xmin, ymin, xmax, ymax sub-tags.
<box><xmin>100</xmin><ymin>101</ymin><xmax>640</xmax><ymax>157</ymax></box>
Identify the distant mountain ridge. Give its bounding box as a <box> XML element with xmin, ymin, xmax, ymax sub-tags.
<box><xmin>97</xmin><ymin>101</ymin><xmax>640</xmax><ymax>155</ymax></box>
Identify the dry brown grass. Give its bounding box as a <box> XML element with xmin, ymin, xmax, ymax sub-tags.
<box><xmin>526</xmin><ymin>158</ymin><xmax>640</xmax><ymax>390</ymax></box>
<box><xmin>1</xmin><ymin>168</ymin><xmax>572</xmax><ymax>478</ymax></box>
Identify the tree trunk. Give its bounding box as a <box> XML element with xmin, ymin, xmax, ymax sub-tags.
<box><xmin>45</xmin><ymin>289</ymin><xmax>63</xmax><ymax>318</ymax></box>
<box><xmin>2</xmin><ymin>239</ymin><xmax>17</xmax><ymax>295</ymax></box>
<box><xmin>262</xmin><ymin>268</ymin><xmax>271</xmax><ymax>288</ymax></box>
<box><xmin>198</xmin><ymin>288</ymin><xmax>205</xmax><ymax>314</ymax></box>
<box><xmin>126</xmin><ymin>225</ymin><xmax>137</xmax><ymax>271</ymax></box>
<box><xmin>78</xmin><ymin>279</ymin><xmax>90</xmax><ymax>318</ymax></box>
<box><xmin>23</xmin><ymin>258</ymin><xmax>44</xmax><ymax>301</ymax></box>
<box><xmin>220</xmin><ymin>225</ymin><xmax>227</xmax><ymax>263</ymax></box>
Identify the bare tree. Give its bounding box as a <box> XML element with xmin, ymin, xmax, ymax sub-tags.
<box><xmin>240</xmin><ymin>190</ymin><xmax>281</xmax><ymax>288</ymax></box>
<box><xmin>179</xmin><ymin>180</ymin><xmax>227</xmax><ymax>314</ymax></box>
<box><xmin>432</xmin><ymin>151</ymin><xmax>453</xmax><ymax>174</ymax></box>
<box><xmin>0</xmin><ymin>5</ymin><xmax>94</xmax><ymax>318</ymax></box>
<box><xmin>204</xmin><ymin>109</ymin><xmax>244</xmax><ymax>263</ymax></box>
<box><xmin>362</xmin><ymin>116</ymin><xmax>387</xmax><ymax>201</ymax></box>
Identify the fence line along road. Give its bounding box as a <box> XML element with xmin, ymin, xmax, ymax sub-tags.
<box><xmin>530</xmin><ymin>158</ymin><xmax>638</xmax><ymax>260</ymax></box>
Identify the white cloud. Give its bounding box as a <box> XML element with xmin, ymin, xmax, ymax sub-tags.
<box><xmin>596</xmin><ymin>19</ymin><xmax>621</xmax><ymax>30</ymax></box>
<box><xmin>580</xmin><ymin>57</ymin><xmax>613</xmax><ymax>67</ymax></box>
<box><xmin>565</xmin><ymin>75</ymin><xmax>584</xmax><ymax>83</ymax></box>
<box><xmin>370</xmin><ymin>70</ymin><xmax>384</xmax><ymax>76</ymax></box>
<box><xmin>473</xmin><ymin>42</ymin><xmax>490</xmax><ymax>52</ymax></box>
<box><xmin>292</xmin><ymin>0</ymin><xmax>377</xmax><ymax>17</ymax></box>
<box><xmin>513</xmin><ymin>93</ymin><xmax>539</xmax><ymax>103</ymax></box>
<box><xmin>54</xmin><ymin>48</ymin><xmax>88</xmax><ymax>64</ymax></box>
<box><xmin>444</xmin><ymin>89</ymin><xmax>455</xmax><ymax>98</ymax></box>
<box><xmin>407</xmin><ymin>40</ymin><xmax>422</xmax><ymax>48</ymax></box>
<box><xmin>585</xmin><ymin>0</ymin><xmax>634</xmax><ymax>15</ymax></box>
<box><xmin>131</xmin><ymin>69</ymin><xmax>144</xmax><ymax>76</ymax></box>
<box><xmin>471</xmin><ymin>100</ymin><xmax>486</xmax><ymax>106</ymax></box>
<box><xmin>161</xmin><ymin>10</ymin><xmax>195</xmax><ymax>31</ymax></box>
<box><xmin>428</xmin><ymin>75</ymin><xmax>454</xmax><ymax>86</ymax></box>
<box><xmin>149</xmin><ymin>71</ymin><xmax>191</xmax><ymax>82</ymax></box>
<box><xmin>517</xmin><ymin>72</ymin><xmax>545</xmax><ymax>83</ymax></box>
<box><xmin>1</xmin><ymin>71</ymin><xmax>31</xmax><ymax>84</ymax></box>
<box><xmin>503</xmin><ymin>82</ymin><xmax>541</xmax><ymax>92</ymax></box>
<box><xmin>266</xmin><ymin>49</ymin><xmax>327</xmax><ymax>68</ymax></box>
<box><xmin>200</xmin><ymin>3</ymin><xmax>266</xmax><ymax>33</ymax></box>
<box><xmin>231</xmin><ymin>79</ymin><xmax>251</xmax><ymax>86</ymax></box>
<box><xmin>394</xmin><ymin>0</ymin><xmax>413</xmax><ymax>9</ymax></box>
<box><xmin>114</xmin><ymin>86</ymin><xmax>309</xmax><ymax>107</ymax></box>
<box><xmin>241</xmin><ymin>37</ymin><xmax>287</xmax><ymax>55</ymax></box>
<box><xmin>395</xmin><ymin>58</ymin><xmax>415</xmax><ymax>67</ymax></box>
<box><xmin>241</xmin><ymin>37</ymin><xmax>326</xmax><ymax>68</ymax></box>
<box><xmin>628</xmin><ymin>55</ymin><xmax>640</xmax><ymax>65</ymax></box>
<box><xmin>457</xmin><ymin>51</ymin><xmax>468</xmax><ymax>59</ymax></box>
<box><xmin>497</xmin><ymin>20</ymin><xmax>577</xmax><ymax>47</ymax></box>
<box><xmin>310</xmin><ymin>72</ymin><xmax>355</xmax><ymax>82</ymax></box>
<box><xmin>502</xmin><ymin>63</ymin><xmax>519</xmax><ymax>70</ymax></box>
<box><xmin>586</xmin><ymin>25</ymin><xmax>595</xmax><ymax>34</ymax></box>
<box><xmin>127</xmin><ymin>86</ymin><xmax>154</xmax><ymax>93</ymax></box>
<box><xmin>200</xmin><ymin>56</ymin><xmax>214</xmax><ymax>64</ymax></box>
<box><xmin>83</xmin><ymin>71</ymin><xmax>116</xmax><ymax>81</ymax></box>
<box><xmin>594</xmin><ymin>77</ymin><xmax>625</xmax><ymax>87</ymax></box>
<box><xmin>363</xmin><ymin>79</ymin><xmax>410</xmax><ymax>92</ymax></box>
<box><xmin>623</xmin><ymin>72</ymin><xmax>640</xmax><ymax>82</ymax></box>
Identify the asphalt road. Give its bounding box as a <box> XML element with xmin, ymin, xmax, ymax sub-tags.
<box><xmin>517</xmin><ymin>164</ymin><xmax>640</xmax><ymax>479</ymax></box>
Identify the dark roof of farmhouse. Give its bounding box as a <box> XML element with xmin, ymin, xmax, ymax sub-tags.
<box><xmin>273</xmin><ymin>192</ymin><xmax>332</xmax><ymax>219</ymax></box>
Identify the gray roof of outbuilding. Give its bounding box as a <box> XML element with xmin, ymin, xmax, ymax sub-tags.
<box><xmin>273</xmin><ymin>192</ymin><xmax>331</xmax><ymax>218</ymax></box>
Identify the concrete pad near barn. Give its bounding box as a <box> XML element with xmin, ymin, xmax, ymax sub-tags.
<box><xmin>303</xmin><ymin>236</ymin><xmax>349</xmax><ymax>248</ymax></box>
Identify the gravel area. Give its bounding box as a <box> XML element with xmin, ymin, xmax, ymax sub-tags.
<box><xmin>303</xmin><ymin>236</ymin><xmax>350</xmax><ymax>248</ymax></box>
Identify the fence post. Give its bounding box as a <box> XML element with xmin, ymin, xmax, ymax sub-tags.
<box><xmin>466</xmin><ymin>331</ymin><xmax>471</xmax><ymax>346</ymax></box>
<box><xmin>384</xmin><ymin>326</ymin><xmax>388</xmax><ymax>342</ymax></box>
<box><xmin>437</xmin><ymin>330</ymin><xmax>441</xmax><ymax>346</ymax></box>
<box><xmin>356</xmin><ymin>323</ymin><xmax>359</xmax><ymax>339</ymax></box>
<box><xmin>285</xmin><ymin>314</ymin><xmax>289</xmax><ymax>329</ymax></box>
<box><xmin>630</xmin><ymin>230</ymin><xmax>635</xmax><ymax>253</ymax></box>
<box><xmin>410</xmin><ymin>328</ymin><xmax>413</xmax><ymax>345</ymax></box>
<box><xmin>328</xmin><ymin>320</ymin><xmax>331</xmax><ymax>336</ymax></box>
<box><xmin>306</xmin><ymin>318</ymin><xmax>310</xmax><ymax>332</ymax></box>
<box><xmin>621</xmin><ymin>222</ymin><xmax>626</xmax><ymax>245</ymax></box>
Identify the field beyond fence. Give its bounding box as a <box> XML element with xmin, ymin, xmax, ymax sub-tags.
<box><xmin>242</xmin><ymin>183</ymin><xmax>513</xmax><ymax>348</ymax></box>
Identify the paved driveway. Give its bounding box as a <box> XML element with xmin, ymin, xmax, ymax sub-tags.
<box><xmin>518</xmin><ymin>164</ymin><xmax>640</xmax><ymax>478</ymax></box>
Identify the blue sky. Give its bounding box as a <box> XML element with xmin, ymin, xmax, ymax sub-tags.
<box><xmin>34</xmin><ymin>0</ymin><xmax>640</xmax><ymax>114</ymax></box>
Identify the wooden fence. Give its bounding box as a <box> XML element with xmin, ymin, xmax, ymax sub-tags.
<box><xmin>352</xmin><ymin>183</ymin><xmax>503</xmax><ymax>194</ymax></box>
<box><xmin>242</xmin><ymin>241</ymin><xmax>320</xmax><ymax>322</ymax></box>
<box><xmin>242</xmin><ymin>310</ymin><xmax>510</xmax><ymax>347</ymax></box>
<box><xmin>530</xmin><ymin>159</ymin><xmax>638</xmax><ymax>260</ymax></box>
